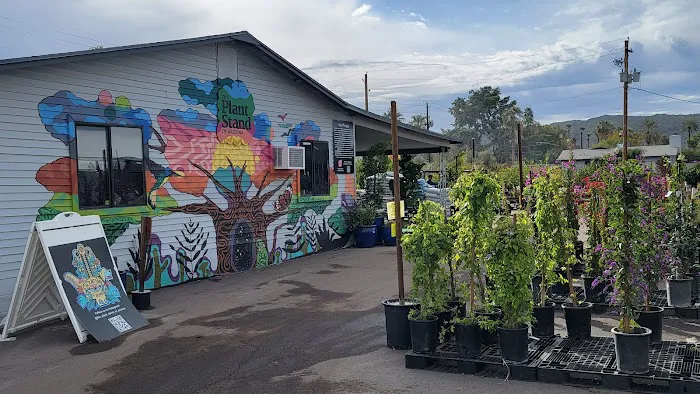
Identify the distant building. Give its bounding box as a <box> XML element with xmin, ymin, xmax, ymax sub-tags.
<box><xmin>556</xmin><ymin>135</ymin><xmax>682</xmax><ymax>170</ymax></box>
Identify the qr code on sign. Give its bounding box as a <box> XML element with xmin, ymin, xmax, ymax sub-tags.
<box><xmin>108</xmin><ymin>315</ymin><xmax>132</xmax><ymax>333</ymax></box>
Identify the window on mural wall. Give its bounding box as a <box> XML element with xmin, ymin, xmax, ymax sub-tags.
<box><xmin>300</xmin><ymin>140</ymin><xmax>330</xmax><ymax>196</ymax></box>
<box><xmin>76</xmin><ymin>125</ymin><xmax>146</xmax><ymax>209</ymax></box>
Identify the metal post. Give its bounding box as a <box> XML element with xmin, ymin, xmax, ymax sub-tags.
<box><xmin>391</xmin><ymin>101</ymin><xmax>404</xmax><ymax>301</ymax></box>
<box><xmin>364</xmin><ymin>72</ymin><xmax>369</xmax><ymax>111</ymax></box>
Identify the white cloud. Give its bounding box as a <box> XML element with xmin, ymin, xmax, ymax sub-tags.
<box><xmin>351</xmin><ymin>3</ymin><xmax>372</xmax><ymax>17</ymax></box>
<box><xmin>534</xmin><ymin>26</ymin><xmax>542</xmax><ymax>31</ymax></box>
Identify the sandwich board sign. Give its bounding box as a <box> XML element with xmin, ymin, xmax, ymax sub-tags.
<box><xmin>1</xmin><ymin>212</ymin><xmax>148</xmax><ymax>343</ymax></box>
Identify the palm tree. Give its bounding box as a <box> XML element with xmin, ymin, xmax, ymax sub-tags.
<box><xmin>594</xmin><ymin>120</ymin><xmax>615</xmax><ymax>143</ymax></box>
<box><xmin>642</xmin><ymin>117</ymin><xmax>659</xmax><ymax>145</ymax></box>
<box><xmin>409</xmin><ymin>114</ymin><xmax>434</xmax><ymax>130</ymax></box>
<box><xmin>684</xmin><ymin>119</ymin><xmax>699</xmax><ymax>141</ymax></box>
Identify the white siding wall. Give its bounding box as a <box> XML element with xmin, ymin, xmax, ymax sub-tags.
<box><xmin>0</xmin><ymin>42</ymin><xmax>355</xmax><ymax>318</ymax></box>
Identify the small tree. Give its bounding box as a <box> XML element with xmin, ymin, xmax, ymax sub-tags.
<box><xmin>601</xmin><ymin>159</ymin><xmax>645</xmax><ymax>332</ymax></box>
<box><xmin>362</xmin><ymin>142</ymin><xmax>391</xmax><ymax>209</ymax></box>
<box><xmin>531</xmin><ymin>169</ymin><xmax>576</xmax><ymax>306</ymax></box>
<box><xmin>450</xmin><ymin>172</ymin><xmax>501</xmax><ymax>316</ymax></box>
<box><xmin>403</xmin><ymin>200</ymin><xmax>452</xmax><ymax>319</ymax></box>
<box><xmin>562</xmin><ymin>160</ymin><xmax>581</xmax><ymax>305</ymax></box>
<box><xmin>486</xmin><ymin>213</ymin><xmax>536</xmax><ymax>329</ymax></box>
<box><xmin>576</xmin><ymin>171</ymin><xmax>607</xmax><ymax>280</ymax></box>
<box><xmin>666</xmin><ymin>156</ymin><xmax>700</xmax><ymax>278</ymax></box>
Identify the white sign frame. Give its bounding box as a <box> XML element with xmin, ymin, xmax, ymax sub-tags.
<box><xmin>1</xmin><ymin>212</ymin><xmax>127</xmax><ymax>343</ymax></box>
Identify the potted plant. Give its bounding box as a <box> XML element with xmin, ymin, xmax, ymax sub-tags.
<box><xmin>530</xmin><ymin>170</ymin><xmax>569</xmax><ymax>338</ymax></box>
<box><xmin>635</xmin><ymin>170</ymin><xmax>669</xmax><ymax>344</ymax></box>
<box><xmin>348</xmin><ymin>199</ymin><xmax>378</xmax><ymax>248</ymax></box>
<box><xmin>666</xmin><ymin>156</ymin><xmax>698</xmax><ymax>307</ymax></box>
<box><xmin>486</xmin><ymin>213</ymin><xmax>536</xmax><ymax>363</ymax></box>
<box><xmin>450</xmin><ymin>172</ymin><xmax>502</xmax><ymax>354</ymax></box>
<box><xmin>403</xmin><ymin>200</ymin><xmax>452</xmax><ymax>354</ymax></box>
<box><xmin>602</xmin><ymin>159</ymin><xmax>652</xmax><ymax>374</ymax></box>
<box><xmin>131</xmin><ymin>216</ymin><xmax>152</xmax><ymax>310</ymax></box>
<box><xmin>362</xmin><ymin>141</ymin><xmax>391</xmax><ymax>244</ymax></box>
<box><xmin>577</xmin><ymin>173</ymin><xmax>608</xmax><ymax>304</ymax></box>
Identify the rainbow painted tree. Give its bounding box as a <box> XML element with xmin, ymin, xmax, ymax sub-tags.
<box><xmin>158</xmin><ymin>78</ymin><xmax>301</xmax><ymax>272</ymax></box>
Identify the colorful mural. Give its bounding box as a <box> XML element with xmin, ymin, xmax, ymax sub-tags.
<box><xmin>63</xmin><ymin>243</ymin><xmax>121</xmax><ymax>311</ymax></box>
<box><xmin>34</xmin><ymin>77</ymin><xmax>352</xmax><ymax>292</ymax></box>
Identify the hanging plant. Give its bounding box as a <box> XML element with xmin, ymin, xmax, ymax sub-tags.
<box><xmin>486</xmin><ymin>213</ymin><xmax>536</xmax><ymax>329</ymax></box>
<box><xmin>449</xmin><ymin>171</ymin><xmax>502</xmax><ymax>322</ymax></box>
<box><xmin>403</xmin><ymin>200</ymin><xmax>452</xmax><ymax>320</ymax></box>
<box><xmin>530</xmin><ymin>169</ymin><xmax>576</xmax><ymax>306</ymax></box>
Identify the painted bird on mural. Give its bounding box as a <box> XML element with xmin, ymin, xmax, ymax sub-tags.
<box><xmin>277</xmin><ymin>113</ymin><xmax>288</xmax><ymax>122</ymax></box>
<box><xmin>146</xmin><ymin>158</ymin><xmax>183</xmax><ymax>208</ymax></box>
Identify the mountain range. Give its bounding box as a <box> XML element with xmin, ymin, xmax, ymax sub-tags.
<box><xmin>551</xmin><ymin>113</ymin><xmax>700</xmax><ymax>144</ymax></box>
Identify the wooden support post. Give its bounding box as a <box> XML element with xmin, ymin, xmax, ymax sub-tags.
<box><xmin>391</xmin><ymin>101</ymin><xmax>405</xmax><ymax>302</ymax></box>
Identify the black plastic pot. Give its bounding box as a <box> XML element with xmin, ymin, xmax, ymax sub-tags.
<box><xmin>409</xmin><ymin>316</ymin><xmax>438</xmax><ymax>354</ymax></box>
<box><xmin>667</xmin><ymin>278</ymin><xmax>693</xmax><ymax>307</ymax></box>
<box><xmin>691</xmin><ymin>273</ymin><xmax>700</xmax><ymax>301</ymax></box>
<box><xmin>498</xmin><ymin>326</ymin><xmax>529</xmax><ymax>363</ymax></box>
<box><xmin>475</xmin><ymin>308</ymin><xmax>502</xmax><ymax>345</ymax></box>
<box><xmin>636</xmin><ymin>306</ymin><xmax>663</xmax><ymax>345</ymax></box>
<box><xmin>612</xmin><ymin>327</ymin><xmax>652</xmax><ymax>374</ymax></box>
<box><xmin>455</xmin><ymin>323</ymin><xmax>482</xmax><ymax>358</ymax></box>
<box><xmin>582</xmin><ymin>275</ymin><xmax>606</xmax><ymax>304</ymax></box>
<box><xmin>437</xmin><ymin>308</ymin><xmax>456</xmax><ymax>342</ymax></box>
<box><xmin>532</xmin><ymin>302</ymin><xmax>555</xmax><ymax>338</ymax></box>
<box><xmin>382</xmin><ymin>299</ymin><xmax>419</xmax><ymax>349</ymax></box>
<box><xmin>447</xmin><ymin>299</ymin><xmax>467</xmax><ymax>318</ymax></box>
<box><xmin>562</xmin><ymin>302</ymin><xmax>592</xmax><ymax>339</ymax></box>
<box><xmin>131</xmin><ymin>290</ymin><xmax>151</xmax><ymax>310</ymax></box>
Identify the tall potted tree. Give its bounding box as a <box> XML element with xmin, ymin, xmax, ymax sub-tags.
<box><xmin>530</xmin><ymin>170</ymin><xmax>569</xmax><ymax>338</ymax></box>
<box><xmin>487</xmin><ymin>213</ymin><xmax>536</xmax><ymax>363</ymax></box>
<box><xmin>577</xmin><ymin>173</ymin><xmax>608</xmax><ymax>304</ymax></box>
<box><xmin>636</xmin><ymin>170</ymin><xmax>669</xmax><ymax>344</ymax></box>
<box><xmin>403</xmin><ymin>200</ymin><xmax>452</xmax><ymax>354</ymax></box>
<box><xmin>666</xmin><ymin>157</ymin><xmax>698</xmax><ymax>307</ymax></box>
<box><xmin>450</xmin><ymin>172</ymin><xmax>502</xmax><ymax>355</ymax></box>
<box><xmin>603</xmin><ymin>159</ymin><xmax>652</xmax><ymax>374</ymax></box>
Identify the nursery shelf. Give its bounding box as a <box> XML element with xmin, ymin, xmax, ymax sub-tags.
<box><xmin>406</xmin><ymin>336</ymin><xmax>700</xmax><ymax>394</ymax></box>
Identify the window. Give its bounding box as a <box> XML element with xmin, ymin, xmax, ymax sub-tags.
<box><xmin>76</xmin><ymin>125</ymin><xmax>145</xmax><ymax>209</ymax></box>
<box><xmin>299</xmin><ymin>140</ymin><xmax>330</xmax><ymax>196</ymax></box>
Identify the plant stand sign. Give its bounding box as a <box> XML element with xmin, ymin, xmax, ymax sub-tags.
<box><xmin>1</xmin><ymin>212</ymin><xmax>148</xmax><ymax>343</ymax></box>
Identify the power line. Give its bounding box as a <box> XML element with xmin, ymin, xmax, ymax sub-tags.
<box><xmin>540</xmin><ymin>87</ymin><xmax>621</xmax><ymax>103</ymax></box>
<box><xmin>631</xmin><ymin>88</ymin><xmax>700</xmax><ymax>106</ymax></box>
<box><xmin>0</xmin><ymin>15</ymin><xmax>116</xmax><ymax>46</ymax></box>
<box><xmin>0</xmin><ymin>23</ymin><xmax>100</xmax><ymax>49</ymax></box>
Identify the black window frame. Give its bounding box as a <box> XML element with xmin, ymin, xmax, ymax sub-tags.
<box><xmin>73</xmin><ymin>124</ymin><xmax>148</xmax><ymax>210</ymax></box>
<box><xmin>299</xmin><ymin>140</ymin><xmax>330</xmax><ymax>197</ymax></box>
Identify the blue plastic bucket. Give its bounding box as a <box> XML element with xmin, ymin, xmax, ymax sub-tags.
<box><xmin>355</xmin><ymin>225</ymin><xmax>378</xmax><ymax>248</ymax></box>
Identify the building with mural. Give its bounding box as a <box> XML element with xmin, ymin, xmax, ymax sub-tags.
<box><xmin>0</xmin><ymin>32</ymin><xmax>456</xmax><ymax>318</ymax></box>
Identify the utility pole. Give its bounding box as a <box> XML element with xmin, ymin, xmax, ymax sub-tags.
<box><xmin>623</xmin><ymin>39</ymin><xmax>629</xmax><ymax>160</ymax></box>
<box><xmin>517</xmin><ymin>122</ymin><xmax>524</xmax><ymax>208</ymax></box>
<box><xmin>580</xmin><ymin>127</ymin><xmax>585</xmax><ymax>149</ymax></box>
<box><xmin>613</xmin><ymin>39</ymin><xmax>640</xmax><ymax>160</ymax></box>
<box><xmin>425</xmin><ymin>101</ymin><xmax>430</xmax><ymax>131</ymax></box>
<box><xmin>390</xmin><ymin>101</ymin><xmax>404</xmax><ymax>302</ymax></box>
<box><xmin>363</xmin><ymin>72</ymin><xmax>369</xmax><ymax>111</ymax></box>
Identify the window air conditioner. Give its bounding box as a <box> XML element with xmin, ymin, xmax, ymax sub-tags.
<box><xmin>273</xmin><ymin>146</ymin><xmax>305</xmax><ymax>170</ymax></box>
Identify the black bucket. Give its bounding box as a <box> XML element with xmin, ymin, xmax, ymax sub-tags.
<box><xmin>455</xmin><ymin>322</ymin><xmax>482</xmax><ymax>358</ymax></box>
<box><xmin>437</xmin><ymin>308</ymin><xmax>456</xmax><ymax>342</ymax></box>
<box><xmin>409</xmin><ymin>316</ymin><xmax>438</xmax><ymax>354</ymax></box>
<box><xmin>475</xmin><ymin>308</ymin><xmax>502</xmax><ymax>345</ymax></box>
<box><xmin>562</xmin><ymin>302</ymin><xmax>592</xmax><ymax>339</ymax></box>
<box><xmin>131</xmin><ymin>290</ymin><xmax>151</xmax><ymax>310</ymax></box>
<box><xmin>582</xmin><ymin>276</ymin><xmax>606</xmax><ymax>304</ymax></box>
<box><xmin>448</xmin><ymin>299</ymin><xmax>467</xmax><ymax>318</ymax></box>
<box><xmin>636</xmin><ymin>306</ymin><xmax>664</xmax><ymax>344</ymax></box>
<box><xmin>382</xmin><ymin>299</ymin><xmax>419</xmax><ymax>349</ymax></box>
<box><xmin>532</xmin><ymin>302</ymin><xmax>555</xmax><ymax>338</ymax></box>
<box><xmin>498</xmin><ymin>326</ymin><xmax>529</xmax><ymax>363</ymax></box>
<box><xmin>667</xmin><ymin>278</ymin><xmax>693</xmax><ymax>307</ymax></box>
<box><xmin>612</xmin><ymin>327</ymin><xmax>652</xmax><ymax>374</ymax></box>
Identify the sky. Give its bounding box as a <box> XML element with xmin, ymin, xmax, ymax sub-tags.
<box><xmin>1</xmin><ymin>0</ymin><xmax>700</xmax><ymax>131</ymax></box>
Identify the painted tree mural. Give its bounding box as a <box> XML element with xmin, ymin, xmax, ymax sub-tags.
<box><xmin>33</xmin><ymin>76</ymin><xmax>352</xmax><ymax>288</ymax></box>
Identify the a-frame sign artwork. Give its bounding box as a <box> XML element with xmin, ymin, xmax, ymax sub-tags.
<box><xmin>1</xmin><ymin>212</ymin><xmax>148</xmax><ymax>343</ymax></box>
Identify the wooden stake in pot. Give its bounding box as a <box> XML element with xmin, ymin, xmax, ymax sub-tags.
<box><xmin>138</xmin><ymin>216</ymin><xmax>152</xmax><ymax>292</ymax></box>
<box><xmin>391</xmin><ymin>101</ymin><xmax>405</xmax><ymax>303</ymax></box>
